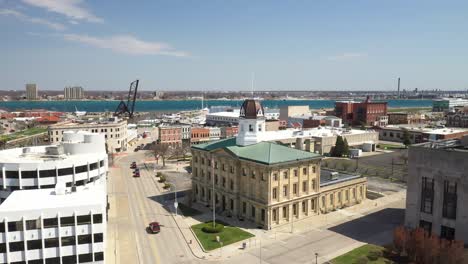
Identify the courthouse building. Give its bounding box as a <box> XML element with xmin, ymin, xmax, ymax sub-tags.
<box><xmin>191</xmin><ymin>99</ymin><xmax>367</xmax><ymax>229</ymax></box>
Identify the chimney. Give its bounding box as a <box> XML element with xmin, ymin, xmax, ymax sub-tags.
<box><xmin>397</xmin><ymin>77</ymin><xmax>401</xmax><ymax>98</ymax></box>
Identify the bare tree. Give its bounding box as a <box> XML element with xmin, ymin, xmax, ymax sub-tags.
<box><xmin>172</xmin><ymin>144</ymin><xmax>185</xmax><ymax>161</ymax></box>
<box><xmin>153</xmin><ymin>143</ymin><xmax>171</xmax><ymax>167</ymax></box>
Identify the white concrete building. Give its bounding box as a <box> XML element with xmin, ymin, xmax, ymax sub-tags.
<box><xmin>0</xmin><ymin>131</ymin><xmax>108</xmax><ymax>263</ymax></box>
<box><xmin>48</xmin><ymin>117</ymin><xmax>128</xmax><ymax>153</ymax></box>
<box><xmin>208</xmin><ymin>127</ymin><xmax>221</xmax><ymax>141</ymax></box>
<box><xmin>0</xmin><ymin>131</ymin><xmax>108</xmax><ymax>203</ymax></box>
<box><xmin>205</xmin><ymin>111</ymin><xmax>240</xmax><ymax>126</ymax></box>
<box><xmin>25</xmin><ymin>84</ymin><xmax>38</xmax><ymax>101</ymax></box>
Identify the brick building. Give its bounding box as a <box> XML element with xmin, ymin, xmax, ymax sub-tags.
<box><xmin>335</xmin><ymin>97</ymin><xmax>387</xmax><ymax>126</ymax></box>
<box><xmin>158</xmin><ymin>125</ymin><xmax>182</xmax><ymax>146</ymax></box>
<box><xmin>191</xmin><ymin>127</ymin><xmax>210</xmax><ymax>144</ymax></box>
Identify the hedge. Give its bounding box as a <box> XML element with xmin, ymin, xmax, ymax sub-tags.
<box><xmin>201</xmin><ymin>222</ymin><xmax>224</xmax><ymax>233</ymax></box>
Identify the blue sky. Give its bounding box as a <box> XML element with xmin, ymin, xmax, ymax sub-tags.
<box><xmin>1</xmin><ymin>0</ymin><xmax>468</xmax><ymax>91</ymax></box>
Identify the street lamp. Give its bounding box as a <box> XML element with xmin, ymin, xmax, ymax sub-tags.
<box><xmin>315</xmin><ymin>253</ymin><xmax>318</xmax><ymax>264</ymax></box>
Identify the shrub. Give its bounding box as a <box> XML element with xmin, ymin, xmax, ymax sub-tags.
<box><xmin>367</xmin><ymin>250</ymin><xmax>382</xmax><ymax>261</ymax></box>
<box><xmin>355</xmin><ymin>256</ymin><xmax>368</xmax><ymax>264</ymax></box>
<box><xmin>156</xmin><ymin>172</ymin><xmax>162</xmax><ymax>177</ymax></box>
<box><xmin>158</xmin><ymin>175</ymin><xmax>166</xmax><ymax>183</ymax></box>
<box><xmin>163</xmin><ymin>183</ymin><xmax>170</xmax><ymax>189</ymax></box>
<box><xmin>201</xmin><ymin>222</ymin><xmax>224</xmax><ymax>233</ymax></box>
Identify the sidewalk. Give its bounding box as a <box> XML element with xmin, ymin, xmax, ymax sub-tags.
<box><xmin>169</xmin><ymin>190</ymin><xmax>406</xmax><ymax>261</ymax></box>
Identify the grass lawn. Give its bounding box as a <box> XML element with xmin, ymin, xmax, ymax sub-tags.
<box><xmin>332</xmin><ymin>244</ymin><xmax>392</xmax><ymax>264</ymax></box>
<box><xmin>378</xmin><ymin>143</ymin><xmax>406</xmax><ymax>150</ymax></box>
<box><xmin>177</xmin><ymin>203</ymin><xmax>202</xmax><ymax>217</ymax></box>
<box><xmin>0</xmin><ymin>127</ymin><xmax>47</xmax><ymax>142</ymax></box>
<box><xmin>191</xmin><ymin>221</ymin><xmax>255</xmax><ymax>251</ymax></box>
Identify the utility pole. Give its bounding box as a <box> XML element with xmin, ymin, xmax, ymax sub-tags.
<box><xmin>211</xmin><ymin>154</ymin><xmax>216</xmax><ymax>228</ymax></box>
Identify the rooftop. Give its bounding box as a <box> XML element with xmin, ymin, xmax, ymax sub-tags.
<box><xmin>413</xmin><ymin>137</ymin><xmax>468</xmax><ymax>151</ymax></box>
<box><xmin>192</xmin><ymin>138</ymin><xmax>321</xmax><ymax>165</ymax></box>
<box><xmin>381</xmin><ymin>125</ymin><xmax>468</xmax><ymax>135</ymax></box>
<box><xmin>320</xmin><ymin>169</ymin><xmax>363</xmax><ymax>187</ymax></box>
<box><xmin>206</xmin><ymin>110</ymin><xmax>240</xmax><ymax>118</ymax></box>
<box><xmin>0</xmin><ymin>184</ymin><xmax>105</xmax><ymax>213</ymax></box>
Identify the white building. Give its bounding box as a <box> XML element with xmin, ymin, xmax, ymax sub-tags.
<box><xmin>205</xmin><ymin>111</ymin><xmax>240</xmax><ymax>126</ymax></box>
<box><xmin>48</xmin><ymin>117</ymin><xmax>128</xmax><ymax>153</ymax></box>
<box><xmin>208</xmin><ymin>127</ymin><xmax>221</xmax><ymax>141</ymax></box>
<box><xmin>181</xmin><ymin>125</ymin><xmax>191</xmax><ymax>142</ymax></box>
<box><xmin>64</xmin><ymin>86</ymin><xmax>84</xmax><ymax>100</ymax></box>
<box><xmin>0</xmin><ymin>131</ymin><xmax>108</xmax><ymax>263</ymax></box>
<box><xmin>25</xmin><ymin>84</ymin><xmax>38</xmax><ymax>101</ymax></box>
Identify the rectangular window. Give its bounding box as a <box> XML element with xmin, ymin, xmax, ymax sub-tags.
<box><xmin>302</xmin><ymin>168</ymin><xmax>307</xmax><ymax>175</ymax></box>
<box><xmin>440</xmin><ymin>226</ymin><xmax>455</xmax><ymax>241</ymax></box>
<box><xmin>273</xmin><ymin>209</ymin><xmax>277</xmax><ymax>221</ymax></box>
<box><xmin>9</xmin><ymin>241</ymin><xmax>24</xmax><ymax>252</ymax></box>
<box><xmin>78</xmin><ymin>234</ymin><xmax>92</xmax><ymax>244</ymax></box>
<box><xmin>251</xmin><ymin>206</ymin><xmax>256</xmax><ymax>217</ymax></box>
<box><xmin>78</xmin><ymin>254</ymin><xmax>93</xmax><ymax>263</ymax></box>
<box><xmin>302</xmin><ymin>181</ymin><xmax>307</xmax><ymax>192</ymax></box>
<box><xmin>294</xmin><ymin>170</ymin><xmax>298</xmax><ymax>177</ymax></box>
<box><xmin>311</xmin><ymin>199</ymin><xmax>316</xmax><ymax>210</ymax></box>
<box><xmin>442</xmin><ymin>180</ymin><xmax>457</xmax><ymax>220</ymax></box>
<box><xmin>273</xmin><ymin>188</ymin><xmax>277</xmax><ymax>199</ymax></box>
<box><xmin>60</xmin><ymin>216</ymin><xmax>75</xmax><ymax>227</ymax></box>
<box><xmin>420</xmin><ymin>177</ymin><xmax>434</xmax><ymax>214</ymax></box>
<box><xmin>312</xmin><ymin>166</ymin><xmax>316</xmax><ymax>173</ymax></box>
<box><xmin>75</xmin><ymin>165</ymin><xmax>88</xmax><ymax>174</ymax></box>
<box><xmin>283</xmin><ymin>171</ymin><xmax>288</xmax><ymax>179</ymax></box>
<box><xmin>283</xmin><ymin>185</ymin><xmax>288</xmax><ymax>197</ymax></box>
<box><xmin>293</xmin><ymin>183</ymin><xmax>297</xmax><ymax>195</ymax></box>
<box><xmin>61</xmin><ymin>236</ymin><xmax>76</xmax><ymax>246</ymax></box>
<box><xmin>230</xmin><ymin>166</ymin><xmax>234</xmax><ymax>173</ymax></box>
<box><xmin>283</xmin><ymin>206</ymin><xmax>287</xmax><ymax>218</ymax></box>
<box><xmin>8</xmin><ymin>221</ymin><xmax>23</xmax><ymax>232</ymax></box>
<box><xmin>94</xmin><ymin>233</ymin><xmax>103</xmax><ymax>243</ymax></box>
<box><xmin>26</xmin><ymin>219</ymin><xmax>40</xmax><ymax>230</ymax></box>
<box><xmin>242</xmin><ymin>202</ymin><xmax>246</xmax><ymax>214</ymax></box>
<box><xmin>44</xmin><ymin>237</ymin><xmax>59</xmax><ymax>248</ymax></box>
<box><xmin>273</xmin><ymin>173</ymin><xmax>278</xmax><ymax>181</ymax></box>
<box><xmin>251</xmin><ymin>170</ymin><xmax>256</xmax><ymax>179</ymax></box>
<box><xmin>242</xmin><ymin>168</ymin><xmax>247</xmax><ymax>176</ymax></box>
<box><xmin>419</xmin><ymin>220</ymin><xmax>432</xmax><ymax>234</ymax></box>
<box><xmin>27</xmin><ymin>239</ymin><xmax>42</xmax><ymax>250</ymax></box>
<box><xmin>77</xmin><ymin>215</ymin><xmax>91</xmax><ymax>225</ymax></box>
<box><xmin>230</xmin><ymin>180</ymin><xmax>234</xmax><ymax>190</ymax></box>
<box><xmin>43</xmin><ymin>217</ymin><xmax>58</xmax><ymax>228</ymax></box>
<box><xmin>21</xmin><ymin>170</ymin><xmax>37</xmax><ymax>179</ymax></box>
<box><xmin>222</xmin><ymin>177</ymin><xmax>226</xmax><ymax>188</ymax></box>
<box><xmin>39</xmin><ymin>169</ymin><xmax>56</xmax><ymax>178</ymax></box>
<box><xmin>261</xmin><ymin>209</ymin><xmax>265</xmax><ymax>221</ymax></box>
<box><xmin>311</xmin><ymin>180</ymin><xmax>316</xmax><ymax>191</ymax></box>
<box><xmin>5</xmin><ymin>171</ymin><xmax>19</xmax><ymax>179</ymax></box>
<box><xmin>302</xmin><ymin>201</ymin><xmax>306</xmax><ymax>212</ymax></box>
<box><xmin>58</xmin><ymin>167</ymin><xmax>73</xmax><ymax>176</ymax></box>
<box><xmin>293</xmin><ymin>204</ymin><xmax>297</xmax><ymax>215</ymax></box>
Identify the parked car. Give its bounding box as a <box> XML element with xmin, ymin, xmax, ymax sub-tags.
<box><xmin>148</xmin><ymin>222</ymin><xmax>160</xmax><ymax>234</ymax></box>
<box><xmin>133</xmin><ymin>169</ymin><xmax>140</xmax><ymax>177</ymax></box>
<box><xmin>130</xmin><ymin>162</ymin><xmax>137</xmax><ymax>169</ymax></box>
<box><xmin>134</xmin><ymin>146</ymin><xmax>140</xmax><ymax>152</ymax></box>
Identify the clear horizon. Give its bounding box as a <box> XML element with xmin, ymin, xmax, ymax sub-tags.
<box><xmin>1</xmin><ymin>1</ymin><xmax>468</xmax><ymax>91</ymax></box>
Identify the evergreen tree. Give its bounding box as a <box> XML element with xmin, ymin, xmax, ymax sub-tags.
<box><xmin>333</xmin><ymin>136</ymin><xmax>345</xmax><ymax>157</ymax></box>
<box><xmin>343</xmin><ymin>137</ymin><xmax>350</xmax><ymax>157</ymax></box>
<box><xmin>402</xmin><ymin>128</ymin><xmax>411</xmax><ymax>147</ymax></box>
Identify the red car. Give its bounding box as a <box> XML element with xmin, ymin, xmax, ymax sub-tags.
<box><xmin>148</xmin><ymin>222</ymin><xmax>160</xmax><ymax>233</ymax></box>
<box><xmin>133</xmin><ymin>169</ymin><xmax>140</xmax><ymax>177</ymax></box>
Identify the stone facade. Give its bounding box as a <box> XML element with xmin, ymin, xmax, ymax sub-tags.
<box><xmin>405</xmin><ymin>140</ymin><xmax>468</xmax><ymax>243</ymax></box>
<box><xmin>191</xmin><ymin>149</ymin><xmax>367</xmax><ymax>229</ymax></box>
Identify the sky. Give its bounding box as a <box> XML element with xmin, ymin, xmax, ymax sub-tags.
<box><xmin>1</xmin><ymin>0</ymin><xmax>468</xmax><ymax>91</ymax></box>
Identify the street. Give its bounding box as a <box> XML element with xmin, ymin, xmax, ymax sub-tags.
<box><xmin>107</xmin><ymin>148</ymin><xmax>197</xmax><ymax>264</ymax></box>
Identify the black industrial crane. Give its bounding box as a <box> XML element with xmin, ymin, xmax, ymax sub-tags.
<box><xmin>114</xmin><ymin>80</ymin><xmax>139</xmax><ymax>118</ymax></box>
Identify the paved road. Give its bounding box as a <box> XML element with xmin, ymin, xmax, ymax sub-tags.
<box><xmin>108</xmin><ymin>150</ymin><xmax>198</xmax><ymax>264</ymax></box>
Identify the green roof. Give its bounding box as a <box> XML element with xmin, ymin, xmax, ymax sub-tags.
<box><xmin>192</xmin><ymin>138</ymin><xmax>322</xmax><ymax>165</ymax></box>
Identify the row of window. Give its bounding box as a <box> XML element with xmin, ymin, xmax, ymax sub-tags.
<box><xmin>2</xmin><ymin>252</ymin><xmax>104</xmax><ymax>264</ymax></box>
<box><xmin>420</xmin><ymin>220</ymin><xmax>455</xmax><ymax>241</ymax></box>
<box><xmin>420</xmin><ymin>177</ymin><xmax>457</xmax><ymax>220</ymax></box>
<box><xmin>272</xmin><ymin>181</ymin><xmax>317</xmax><ymax>199</ymax></box>
<box><xmin>3</xmin><ymin>160</ymin><xmax>104</xmax><ymax>179</ymax></box>
<box><xmin>322</xmin><ymin>187</ymin><xmax>363</xmax><ymax>206</ymax></box>
<box><xmin>4</xmin><ymin>175</ymin><xmax>100</xmax><ymax>191</ymax></box>
<box><xmin>271</xmin><ymin>199</ymin><xmax>318</xmax><ymax>222</ymax></box>
<box><xmin>0</xmin><ymin>214</ymin><xmax>103</xmax><ymax>232</ymax></box>
<box><xmin>0</xmin><ymin>234</ymin><xmax>103</xmax><ymax>253</ymax></box>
